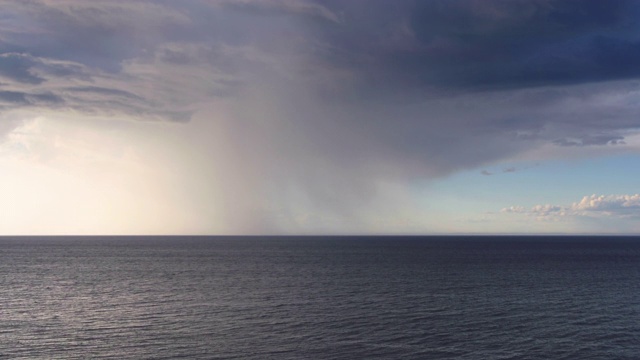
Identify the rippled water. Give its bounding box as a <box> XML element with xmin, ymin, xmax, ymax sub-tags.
<box><xmin>1</xmin><ymin>236</ymin><xmax>639</xmax><ymax>359</ymax></box>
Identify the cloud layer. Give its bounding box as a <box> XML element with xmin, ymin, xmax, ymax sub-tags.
<box><xmin>503</xmin><ymin>194</ymin><xmax>640</xmax><ymax>219</ymax></box>
<box><xmin>2</xmin><ymin>1</ymin><xmax>640</xmax><ymax>233</ymax></box>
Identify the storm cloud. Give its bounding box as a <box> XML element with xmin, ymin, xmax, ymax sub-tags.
<box><xmin>2</xmin><ymin>0</ymin><xmax>640</xmax><ymax>233</ymax></box>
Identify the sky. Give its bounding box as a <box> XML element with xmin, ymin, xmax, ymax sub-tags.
<box><xmin>1</xmin><ymin>0</ymin><xmax>640</xmax><ymax>235</ymax></box>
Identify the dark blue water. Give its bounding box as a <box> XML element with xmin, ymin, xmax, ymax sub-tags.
<box><xmin>1</xmin><ymin>236</ymin><xmax>639</xmax><ymax>359</ymax></box>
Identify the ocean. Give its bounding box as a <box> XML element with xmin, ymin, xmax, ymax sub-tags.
<box><xmin>0</xmin><ymin>236</ymin><xmax>638</xmax><ymax>359</ymax></box>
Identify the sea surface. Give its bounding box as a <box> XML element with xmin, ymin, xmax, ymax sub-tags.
<box><xmin>0</xmin><ymin>236</ymin><xmax>639</xmax><ymax>359</ymax></box>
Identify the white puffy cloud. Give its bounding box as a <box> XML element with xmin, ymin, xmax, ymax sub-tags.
<box><xmin>572</xmin><ymin>194</ymin><xmax>640</xmax><ymax>215</ymax></box>
<box><xmin>503</xmin><ymin>194</ymin><xmax>640</xmax><ymax>220</ymax></box>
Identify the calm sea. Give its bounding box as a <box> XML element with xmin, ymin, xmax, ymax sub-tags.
<box><xmin>0</xmin><ymin>236</ymin><xmax>639</xmax><ymax>359</ymax></box>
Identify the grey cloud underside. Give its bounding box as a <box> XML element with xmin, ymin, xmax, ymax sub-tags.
<box><xmin>553</xmin><ymin>135</ymin><xmax>626</xmax><ymax>147</ymax></box>
<box><xmin>0</xmin><ymin>53</ymin><xmax>194</xmax><ymax>121</ymax></box>
<box><xmin>302</xmin><ymin>0</ymin><xmax>640</xmax><ymax>152</ymax></box>
<box><xmin>3</xmin><ymin>0</ymin><xmax>640</xmax><ymax>233</ymax></box>
<box><xmin>1</xmin><ymin>1</ymin><xmax>639</xmax><ymax>149</ymax></box>
<box><xmin>3</xmin><ymin>1</ymin><xmax>640</xmax><ymax>119</ymax></box>
<box><xmin>0</xmin><ymin>53</ymin><xmax>45</xmax><ymax>84</ymax></box>
<box><xmin>315</xmin><ymin>0</ymin><xmax>640</xmax><ymax>91</ymax></box>
<box><xmin>0</xmin><ymin>2</ymin><xmax>246</xmax><ymax>121</ymax></box>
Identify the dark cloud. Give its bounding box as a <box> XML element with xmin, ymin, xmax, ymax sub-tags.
<box><xmin>0</xmin><ymin>1</ymin><xmax>268</xmax><ymax>124</ymax></box>
<box><xmin>553</xmin><ymin>134</ymin><xmax>627</xmax><ymax>147</ymax></box>
<box><xmin>64</xmin><ymin>86</ymin><xmax>146</xmax><ymax>102</ymax></box>
<box><xmin>2</xmin><ymin>0</ymin><xmax>640</xmax><ymax>233</ymax></box>
<box><xmin>1</xmin><ymin>1</ymin><xmax>638</xmax><ymax>131</ymax></box>
<box><xmin>0</xmin><ymin>90</ymin><xmax>29</xmax><ymax>105</ymax></box>
<box><xmin>434</xmin><ymin>0</ymin><xmax>640</xmax><ymax>88</ymax></box>
<box><xmin>25</xmin><ymin>92</ymin><xmax>64</xmax><ymax>106</ymax></box>
<box><xmin>0</xmin><ymin>90</ymin><xmax>63</xmax><ymax>107</ymax></box>
<box><xmin>480</xmin><ymin>165</ymin><xmax>533</xmax><ymax>177</ymax></box>
<box><xmin>0</xmin><ymin>53</ymin><xmax>44</xmax><ymax>84</ymax></box>
<box><xmin>0</xmin><ymin>50</ymin><xmax>193</xmax><ymax>120</ymax></box>
<box><xmin>218</xmin><ymin>0</ymin><xmax>339</xmax><ymax>22</ymax></box>
<box><xmin>310</xmin><ymin>0</ymin><xmax>640</xmax><ymax>92</ymax></box>
<box><xmin>3</xmin><ymin>2</ymin><xmax>192</xmax><ymax>72</ymax></box>
<box><xmin>3</xmin><ymin>0</ymin><xmax>640</xmax><ymax>105</ymax></box>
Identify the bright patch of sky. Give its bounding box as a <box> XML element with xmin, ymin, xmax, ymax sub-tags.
<box><xmin>421</xmin><ymin>154</ymin><xmax>640</xmax><ymax>233</ymax></box>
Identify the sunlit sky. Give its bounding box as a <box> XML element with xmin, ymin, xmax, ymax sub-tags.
<box><xmin>1</xmin><ymin>0</ymin><xmax>640</xmax><ymax>235</ymax></box>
